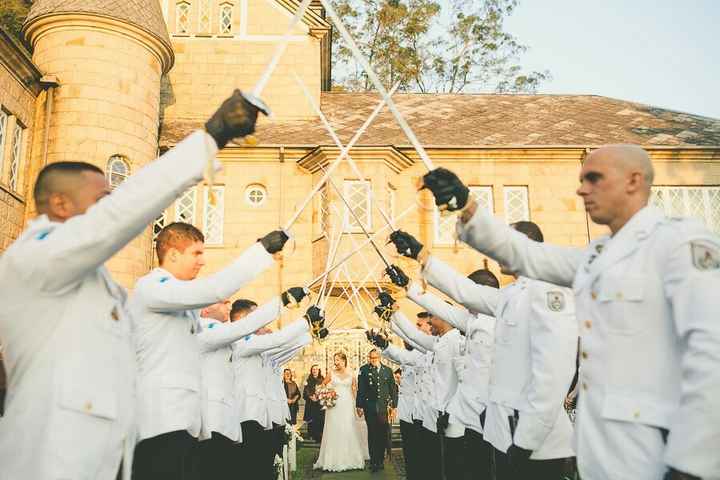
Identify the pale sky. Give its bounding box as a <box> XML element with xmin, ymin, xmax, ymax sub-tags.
<box><xmin>503</xmin><ymin>0</ymin><xmax>720</xmax><ymax>119</ymax></box>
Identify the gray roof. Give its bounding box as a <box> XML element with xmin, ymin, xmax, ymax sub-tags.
<box><xmin>161</xmin><ymin>93</ymin><xmax>720</xmax><ymax>147</ymax></box>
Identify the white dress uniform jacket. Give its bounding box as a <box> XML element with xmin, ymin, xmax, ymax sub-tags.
<box><xmin>233</xmin><ymin>319</ymin><xmax>311</xmax><ymax>430</ymax></box>
<box><xmin>456</xmin><ymin>205</ymin><xmax>720</xmax><ymax>479</ymax></box>
<box><xmin>423</xmin><ymin>255</ymin><xmax>577</xmax><ymax>459</ymax></box>
<box><xmin>0</xmin><ymin>131</ymin><xmax>218</xmax><ymax>480</ymax></box>
<box><xmin>264</xmin><ymin>329</ymin><xmax>313</xmax><ymax>426</ymax></box>
<box><xmin>130</xmin><ymin>241</ymin><xmax>274</xmax><ymax>442</ymax></box>
<box><xmin>407</xmin><ymin>282</ymin><xmax>495</xmax><ymax>434</ymax></box>
<box><xmin>392</xmin><ymin>312</ymin><xmax>464</xmax><ymax>437</ymax></box>
<box><xmin>382</xmin><ymin>330</ymin><xmax>422</xmax><ymax>424</ymax></box>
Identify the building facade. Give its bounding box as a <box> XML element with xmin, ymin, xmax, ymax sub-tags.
<box><xmin>2</xmin><ymin>0</ymin><xmax>720</xmax><ymax>375</ymax></box>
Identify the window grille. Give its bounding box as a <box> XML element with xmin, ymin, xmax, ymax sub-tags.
<box><xmin>651</xmin><ymin>186</ymin><xmax>720</xmax><ymax>233</ymax></box>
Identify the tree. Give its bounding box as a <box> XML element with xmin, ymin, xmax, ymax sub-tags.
<box><xmin>331</xmin><ymin>0</ymin><xmax>550</xmax><ymax>93</ymax></box>
<box><xmin>0</xmin><ymin>0</ymin><xmax>32</xmax><ymax>39</ymax></box>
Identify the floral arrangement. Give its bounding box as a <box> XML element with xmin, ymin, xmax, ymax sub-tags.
<box><xmin>284</xmin><ymin>422</ymin><xmax>304</xmax><ymax>444</ymax></box>
<box><xmin>316</xmin><ymin>385</ymin><xmax>338</xmax><ymax>410</ymax></box>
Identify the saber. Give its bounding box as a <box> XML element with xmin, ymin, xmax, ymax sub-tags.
<box><xmin>293</xmin><ymin>73</ymin><xmax>399</xmax><ymax>231</ymax></box>
<box><xmin>282</xmin><ymin>84</ymin><xmax>398</xmax><ymax>231</ymax></box>
<box><xmin>306</xmin><ymin>203</ymin><xmax>416</xmax><ymax>289</ymax></box>
<box><xmin>318</xmin><ymin>0</ymin><xmax>436</xmax><ymax>172</ymax></box>
<box><xmin>317</xmin><ymin>228</ymin><xmax>343</xmax><ymax>306</ymax></box>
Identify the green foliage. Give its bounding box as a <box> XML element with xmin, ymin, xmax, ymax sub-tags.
<box><xmin>0</xmin><ymin>0</ymin><xmax>32</xmax><ymax>39</ymax></box>
<box><xmin>331</xmin><ymin>0</ymin><xmax>550</xmax><ymax>93</ymax></box>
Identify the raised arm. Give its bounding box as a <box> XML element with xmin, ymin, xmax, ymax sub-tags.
<box><xmin>457</xmin><ymin>207</ymin><xmax>582</xmax><ymax>288</ymax></box>
<box><xmin>662</xmin><ymin>228</ymin><xmax>720</xmax><ymax>478</ymax></box>
<box><xmin>406</xmin><ymin>282</ymin><xmax>474</xmax><ymax>333</ymax></box>
<box><xmin>197</xmin><ymin>296</ymin><xmax>282</xmax><ymax>353</ymax></box>
<box><xmin>514</xmin><ymin>283</ymin><xmax>577</xmax><ymax>452</ymax></box>
<box><xmin>421</xmin><ymin>255</ymin><xmax>500</xmax><ymax>316</ymax></box>
<box><xmin>137</xmin><ymin>242</ymin><xmax>274</xmax><ymax>313</ymax></box>
<box><xmin>266</xmin><ymin>321</ymin><xmax>313</xmax><ymax>364</ymax></box>
<box><xmin>232</xmin><ymin>319</ymin><xmax>309</xmax><ymax>358</ymax></box>
<box><xmin>392</xmin><ymin>311</ymin><xmax>436</xmax><ymax>352</ymax></box>
<box><xmin>390</xmin><ymin>321</ymin><xmax>428</xmax><ymax>354</ymax></box>
<box><xmin>18</xmin><ymin>131</ymin><xmax>218</xmax><ymax>293</ymax></box>
<box><xmin>383</xmin><ymin>344</ymin><xmax>424</xmax><ymax>366</ymax></box>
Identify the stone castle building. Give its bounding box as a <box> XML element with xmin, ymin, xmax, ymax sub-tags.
<box><xmin>1</xmin><ymin>0</ymin><xmax>720</xmax><ymax>376</ymax></box>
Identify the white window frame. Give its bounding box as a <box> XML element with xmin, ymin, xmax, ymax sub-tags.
<box><xmin>8</xmin><ymin>124</ymin><xmax>23</xmax><ymax>191</ymax></box>
<box><xmin>153</xmin><ymin>211</ymin><xmax>167</xmax><ymax>241</ymax></box>
<box><xmin>503</xmin><ymin>186</ymin><xmax>530</xmax><ymax>224</ymax></box>
<box><xmin>219</xmin><ymin>3</ymin><xmax>233</xmax><ymax>34</ymax></box>
<box><xmin>434</xmin><ymin>186</ymin><xmax>494</xmax><ymax>245</ymax></box>
<box><xmin>343</xmin><ymin>180</ymin><xmax>372</xmax><ymax>233</ymax></box>
<box><xmin>386</xmin><ymin>184</ymin><xmax>396</xmax><ymax>222</ymax></box>
<box><xmin>107</xmin><ymin>154</ymin><xmax>130</xmax><ymax>190</ymax></box>
<box><xmin>175</xmin><ymin>186</ymin><xmax>198</xmax><ymax>224</ymax></box>
<box><xmin>176</xmin><ymin>1</ymin><xmax>191</xmax><ymax>34</ymax></box>
<box><xmin>0</xmin><ymin>111</ymin><xmax>7</xmax><ymax>178</ymax></box>
<box><xmin>198</xmin><ymin>0</ymin><xmax>211</xmax><ymax>33</ymax></box>
<box><xmin>204</xmin><ymin>186</ymin><xmax>225</xmax><ymax>245</ymax></box>
<box><xmin>319</xmin><ymin>182</ymin><xmax>330</xmax><ymax>236</ymax></box>
<box><xmin>651</xmin><ymin>186</ymin><xmax>720</xmax><ymax>233</ymax></box>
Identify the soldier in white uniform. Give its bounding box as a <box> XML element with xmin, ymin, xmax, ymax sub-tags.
<box><xmin>130</xmin><ymin>220</ymin><xmax>302</xmax><ymax>480</ymax></box>
<box><xmin>231</xmin><ymin>300</ymin><xmax>320</xmax><ymax>480</ymax></box>
<box><xmin>0</xmin><ymin>90</ymin><xmax>261</xmax><ymax>480</ymax></box>
<box><xmin>421</xmin><ymin>145</ymin><xmax>720</xmax><ymax>480</ymax></box>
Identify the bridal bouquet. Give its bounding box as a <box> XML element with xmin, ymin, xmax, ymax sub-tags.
<box><xmin>316</xmin><ymin>385</ymin><xmax>338</xmax><ymax>410</ymax></box>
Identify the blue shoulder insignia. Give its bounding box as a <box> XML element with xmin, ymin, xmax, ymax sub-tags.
<box><xmin>208</xmin><ymin>322</ymin><xmax>218</xmax><ymax>329</ymax></box>
<box><xmin>159</xmin><ymin>277</ymin><xmax>170</xmax><ymax>283</ymax></box>
<box><xmin>36</xmin><ymin>231</ymin><xmax>50</xmax><ymax>240</ymax></box>
<box><xmin>244</xmin><ymin>335</ymin><xmax>253</xmax><ymax>341</ymax></box>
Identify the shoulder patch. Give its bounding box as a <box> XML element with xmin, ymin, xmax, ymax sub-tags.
<box><xmin>159</xmin><ymin>277</ymin><xmax>170</xmax><ymax>283</ymax></box>
<box><xmin>546</xmin><ymin>291</ymin><xmax>567</xmax><ymax>312</ymax></box>
<box><xmin>208</xmin><ymin>322</ymin><xmax>218</xmax><ymax>329</ymax></box>
<box><xmin>691</xmin><ymin>242</ymin><xmax>720</xmax><ymax>271</ymax></box>
<box><xmin>35</xmin><ymin>231</ymin><xmax>50</xmax><ymax>240</ymax></box>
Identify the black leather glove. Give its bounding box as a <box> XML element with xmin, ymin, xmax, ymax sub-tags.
<box><xmin>205</xmin><ymin>89</ymin><xmax>262</xmax><ymax>149</ymax></box>
<box><xmin>366</xmin><ymin>329</ymin><xmax>389</xmax><ymax>349</ymax></box>
<box><xmin>318</xmin><ymin>327</ymin><xmax>329</xmax><ymax>340</ymax></box>
<box><xmin>388</xmin><ymin>230</ymin><xmax>424</xmax><ymax>260</ymax></box>
<box><xmin>436</xmin><ymin>412</ymin><xmax>450</xmax><ymax>434</ymax></box>
<box><xmin>259</xmin><ymin>230</ymin><xmax>289</xmax><ymax>254</ymax></box>
<box><xmin>664</xmin><ymin>468</ymin><xmax>701</xmax><ymax>480</ymax></box>
<box><xmin>385</xmin><ymin>265</ymin><xmax>409</xmax><ymax>288</ymax></box>
<box><xmin>373</xmin><ymin>291</ymin><xmax>396</xmax><ymax>320</ymax></box>
<box><xmin>281</xmin><ymin>287</ymin><xmax>307</xmax><ymax>307</ymax></box>
<box><xmin>421</xmin><ymin>167</ymin><xmax>470</xmax><ymax>212</ymax></box>
<box><xmin>507</xmin><ymin>444</ymin><xmax>533</xmax><ymax>468</ymax></box>
<box><xmin>304</xmin><ymin>305</ymin><xmax>325</xmax><ymax>338</ymax></box>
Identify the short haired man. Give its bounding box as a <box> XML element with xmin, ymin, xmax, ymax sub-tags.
<box><xmin>130</xmin><ymin>221</ymin><xmax>304</xmax><ymax>480</ymax></box>
<box><xmin>0</xmin><ymin>90</ymin><xmax>261</xmax><ymax>480</ymax></box>
<box><xmin>421</xmin><ymin>145</ymin><xmax>720</xmax><ymax>480</ymax></box>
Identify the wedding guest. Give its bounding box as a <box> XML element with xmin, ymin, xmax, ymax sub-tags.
<box><xmin>303</xmin><ymin>365</ymin><xmax>325</xmax><ymax>442</ymax></box>
<box><xmin>284</xmin><ymin>369</ymin><xmax>301</xmax><ymax>425</ymax></box>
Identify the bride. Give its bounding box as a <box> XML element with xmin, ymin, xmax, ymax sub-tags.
<box><xmin>313</xmin><ymin>352</ymin><xmax>370</xmax><ymax>472</ymax></box>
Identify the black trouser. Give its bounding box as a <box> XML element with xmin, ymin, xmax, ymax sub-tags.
<box><xmin>417</xmin><ymin>424</ymin><xmax>443</xmax><ymax>480</ymax></box>
<box><xmin>240</xmin><ymin>421</ymin><xmax>277</xmax><ymax>480</ymax></box>
<box><xmin>443</xmin><ymin>435</ymin><xmax>466</xmax><ymax>480</ymax></box>
<box><xmin>132</xmin><ymin>430</ymin><xmax>196</xmax><ymax>480</ymax></box>
<box><xmin>0</xmin><ymin>387</ymin><xmax>5</xmax><ymax>416</ymax></box>
<box><xmin>494</xmin><ymin>448</ymin><xmax>574</xmax><ymax>480</ymax></box>
<box><xmin>190</xmin><ymin>432</ymin><xmax>236</xmax><ymax>480</ymax></box>
<box><xmin>364</xmin><ymin>407</ymin><xmax>389</xmax><ymax>467</ymax></box>
<box><xmin>400</xmin><ymin>420</ymin><xmax>420</xmax><ymax>479</ymax></box>
<box><xmin>289</xmin><ymin>404</ymin><xmax>299</xmax><ymax>424</ymax></box>
<box><xmin>465</xmin><ymin>428</ymin><xmax>493</xmax><ymax>480</ymax></box>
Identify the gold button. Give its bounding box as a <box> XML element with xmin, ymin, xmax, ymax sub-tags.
<box><xmin>84</xmin><ymin>401</ymin><xmax>93</xmax><ymax>412</ymax></box>
<box><xmin>633</xmin><ymin>411</ymin><xmax>640</xmax><ymax>419</ymax></box>
<box><xmin>591</xmin><ymin>292</ymin><xmax>597</xmax><ymax>300</ymax></box>
<box><xmin>616</xmin><ymin>292</ymin><xmax>623</xmax><ymax>300</ymax></box>
<box><xmin>584</xmin><ymin>320</ymin><xmax>592</xmax><ymax>329</ymax></box>
<box><xmin>582</xmin><ymin>382</ymin><xmax>588</xmax><ymax>391</ymax></box>
<box><xmin>111</xmin><ymin>307</ymin><xmax>119</xmax><ymax>321</ymax></box>
<box><xmin>581</xmin><ymin>351</ymin><xmax>588</xmax><ymax>359</ymax></box>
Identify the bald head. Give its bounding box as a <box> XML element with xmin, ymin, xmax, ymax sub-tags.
<box><xmin>588</xmin><ymin>145</ymin><xmax>654</xmax><ymax>192</ymax></box>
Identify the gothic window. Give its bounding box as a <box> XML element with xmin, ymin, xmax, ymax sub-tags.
<box><xmin>434</xmin><ymin>186</ymin><xmax>493</xmax><ymax>245</ymax></box>
<box><xmin>107</xmin><ymin>155</ymin><xmax>130</xmax><ymax>190</ymax></box>
<box><xmin>153</xmin><ymin>212</ymin><xmax>166</xmax><ymax>241</ymax></box>
<box><xmin>176</xmin><ymin>2</ymin><xmax>191</xmax><ymax>34</ymax></box>
<box><xmin>245</xmin><ymin>184</ymin><xmax>266</xmax><ymax>206</ymax></box>
<box><xmin>204</xmin><ymin>186</ymin><xmax>225</xmax><ymax>245</ymax></box>
<box><xmin>651</xmin><ymin>186</ymin><xmax>720</xmax><ymax>233</ymax></box>
<box><xmin>0</xmin><ymin>111</ymin><xmax>7</xmax><ymax>182</ymax></box>
<box><xmin>319</xmin><ymin>183</ymin><xmax>330</xmax><ymax>235</ymax></box>
<box><xmin>198</xmin><ymin>0</ymin><xmax>211</xmax><ymax>33</ymax></box>
<box><xmin>343</xmin><ymin>180</ymin><xmax>371</xmax><ymax>232</ymax></box>
<box><xmin>504</xmin><ymin>186</ymin><xmax>529</xmax><ymax>224</ymax></box>
<box><xmin>176</xmin><ymin>186</ymin><xmax>197</xmax><ymax>224</ymax></box>
<box><xmin>219</xmin><ymin>3</ymin><xmax>233</xmax><ymax>34</ymax></box>
<box><xmin>386</xmin><ymin>184</ymin><xmax>396</xmax><ymax>221</ymax></box>
<box><xmin>8</xmin><ymin>124</ymin><xmax>24</xmax><ymax>191</ymax></box>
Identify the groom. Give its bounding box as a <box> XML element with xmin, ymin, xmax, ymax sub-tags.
<box><xmin>356</xmin><ymin>349</ymin><xmax>398</xmax><ymax>472</ymax></box>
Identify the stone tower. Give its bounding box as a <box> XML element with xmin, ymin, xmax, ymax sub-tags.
<box><xmin>23</xmin><ymin>0</ymin><xmax>174</xmax><ymax>288</ymax></box>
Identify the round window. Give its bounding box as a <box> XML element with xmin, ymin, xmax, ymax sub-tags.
<box><xmin>245</xmin><ymin>184</ymin><xmax>267</xmax><ymax>206</ymax></box>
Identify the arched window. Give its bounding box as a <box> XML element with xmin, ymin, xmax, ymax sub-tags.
<box><xmin>107</xmin><ymin>155</ymin><xmax>130</xmax><ymax>189</ymax></box>
<box><xmin>219</xmin><ymin>3</ymin><xmax>233</xmax><ymax>34</ymax></box>
<box><xmin>245</xmin><ymin>184</ymin><xmax>267</xmax><ymax>207</ymax></box>
<box><xmin>198</xmin><ymin>0</ymin><xmax>211</xmax><ymax>33</ymax></box>
<box><xmin>176</xmin><ymin>1</ymin><xmax>191</xmax><ymax>34</ymax></box>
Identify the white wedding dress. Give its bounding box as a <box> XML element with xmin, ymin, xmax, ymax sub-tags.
<box><xmin>313</xmin><ymin>371</ymin><xmax>370</xmax><ymax>472</ymax></box>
